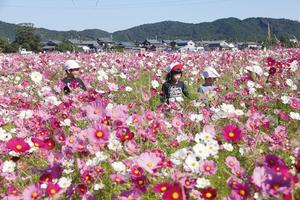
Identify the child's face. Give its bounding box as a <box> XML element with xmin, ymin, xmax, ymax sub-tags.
<box><xmin>205</xmin><ymin>77</ymin><xmax>216</xmax><ymax>86</ymax></box>
<box><xmin>70</xmin><ymin>69</ymin><xmax>80</xmax><ymax>76</ymax></box>
<box><xmin>172</xmin><ymin>74</ymin><xmax>181</xmax><ymax>82</ymax></box>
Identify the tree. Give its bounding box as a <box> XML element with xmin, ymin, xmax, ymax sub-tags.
<box><xmin>56</xmin><ymin>39</ymin><xmax>77</xmax><ymax>52</ymax></box>
<box><xmin>0</xmin><ymin>37</ymin><xmax>18</xmax><ymax>53</ymax></box>
<box><xmin>12</xmin><ymin>25</ymin><xmax>41</xmax><ymax>52</ymax></box>
<box><xmin>0</xmin><ymin>37</ymin><xmax>8</xmax><ymax>52</ymax></box>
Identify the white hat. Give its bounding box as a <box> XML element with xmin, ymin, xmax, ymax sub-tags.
<box><xmin>245</xmin><ymin>64</ymin><xmax>263</xmax><ymax>76</ymax></box>
<box><xmin>63</xmin><ymin>60</ymin><xmax>81</xmax><ymax>70</ymax></box>
<box><xmin>202</xmin><ymin>67</ymin><xmax>220</xmax><ymax>78</ymax></box>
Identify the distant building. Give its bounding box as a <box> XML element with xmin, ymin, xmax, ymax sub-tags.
<box><xmin>97</xmin><ymin>37</ymin><xmax>116</xmax><ymax>50</ymax></box>
<box><xmin>237</xmin><ymin>42</ymin><xmax>261</xmax><ymax>50</ymax></box>
<box><xmin>41</xmin><ymin>40</ymin><xmax>62</xmax><ymax>52</ymax></box>
<box><xmin>179</xmin><ymin>40</ymin><xmax>196</xmax><ymax>52</ymax></box>
<box><xmin>289</xmin><ymin>36</ymin><xmax>299</xmax><ymax>44</ymax></box>
<box><xmin>69</xmin><ymin>39</ymin><xmax>100</xmax><ymax>52</ymax></box>
<box><xmin>201</xmin><ymin>40</ymin><xmax>232</xmax><ymax>51</ymax></box>
<box><xmin>116</xmin><ymin>42</ymin><xmax>140</xmax><ymax>51</ymax></box>
<box><xmin>141</xmin><ymin>39</ymin><xmax>165</xmax><ymax>51</ymax></box>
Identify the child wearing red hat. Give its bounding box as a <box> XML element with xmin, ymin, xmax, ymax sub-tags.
<box><xmin>160</xmin><ymin>63</ymin><xmax>190</xmax><ymax>104</ymax></box>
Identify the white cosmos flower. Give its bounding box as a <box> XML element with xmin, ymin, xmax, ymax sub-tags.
<box><xmin>223</xmin><ymin>143</ymin><xmax>234</xmax><ymax>152</ymax></box>
<box><xmin>196</xmin><ymin>177</ymin><xmax>211</xmax><ymax>189</ymax></box>
<box><xmin>239</xmin><ymin>148</ymin><xmax>245</xmax><ymax>156</ymax></box>
<box><xmin>193</xmin><ymin>143</ymin><xmax>210</xmax><ymax>160</ymax></box>
<box><xmin>151</xmin><ymin>80</ymin><xmax>160</xmax><ymax>89</ymax></box>
<box><xmin>171</xmin><ymin>148</ymin><xmax>188</xmax><ymax>165</ymax></box>
<box><xmin>290</xmin><ymin>112</ymin><xmax>300</xmax><ymax>120</ymax></box>
<box><xmin>111</xmin><ymin>161</ymin><xmax>126</xmax><ymax>173</ymax></box>
<box><xmin>125</xmin><ymin>86</ymin><xmax>133</xmax><ymax>92</ymax></box>
<box><xmin>97</xmin><ymin>70</ymin><xmax>108</xmax><ymax>81</ymax></box>
<box><xmin>286</xmin><ymin>79</ymin><xmax>294</xmax><ymax>87</ymax></box>
<box><xmin>120</xmin><ymin>73</ymin><xmax>127</xmax><ymax>79</ymax></box>
<box><xmin>58</xmin><ymin>177</ymin><xmax>72</xmax><ymax>188</ymax></box>
<box><xmin>0</xmin><ymin>128</ymin><xmax>12</xmax><ymax>142</ymax></box>
<box><xmin>281</xmin><ymin>96</ymin><xmax>290</xmax><ymax>104</ymax></box>
<box><xmin>94</xmin><ymin>183</ymin><xmax>105</xmax><ymax>190</ymax></box>
<box><xmin>195</xmin><ymin>132</ymin><xmax>214</xmax><ymax>143</ymax></box>
<box><xmin>190</xmin><ymin>114</ymin><xmax>203</xmax><ymax>122</ymax></box>
<box><xmin>30</xmin><ymin>71</ymin><xmax>43</xmax><ymax>84</ymax></box>
<box><xmin>18</xmin><ymin>110</ymin><xmax>33</xmax><ymax>119</ymax></box>
<box><xmin>290</xmin><ymin>61</ymin><xmax>298</xmax><ymax>72</ymax></box>
<box><xmin>176</xmin><ymin>133</ymin><xmax>189</xmax><ymax>143</ymax></box>
<box><xmin>60</xmin><ymin>118</ymin><xmax>71</xmax><ymax>127</ymax></box>
<box><xmin>184</xmin><ymin>154</ymin><xmax>200</xmax><ymax>173</ymax></box>
<box><xmin>95</xmin><ymin>151</ymin><xmax>108</xmax><ymax>161</ymax></box>
<box><xmin>2</xmin><ymin>160</ymin><xmax>16</xmax><ymax>173</ymax></box>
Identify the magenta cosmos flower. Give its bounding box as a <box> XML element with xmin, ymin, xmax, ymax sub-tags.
<box><xmin>222</xmin><ymin>124</ymin><xmax>243</xmax><ymax>143</ymax></box>
<box><xmin>46</xmin><ymin>183</ymin><xmax>60</xmax><ymax>197</ymax></box>
<box><xmin>162</xmin><ymin>183</ymin><xmax>186</xmax><ymax>200</ymax></box>
<box><xmin>7</xmin><ymin>137</ymin><xmax>30</xmax><ymax>153</ymax></box>
<box><xmin>153</xmin><ymin>182</ymin><xmax>172</xmax><ymax>193</ymax></box>
<box><xmin>200</xmin><ymin>187</ymin><xmax>217</xmax><ymax>200</ymax></box>
<box><xmin>136</xmin><ymin>152</ymin><xmax>162</xmax><ymax>174</ymax></box>
<box><xmin>200</xmin><ymin>160</ymin><xmax>217</xmax><ymax>176</ymax></box>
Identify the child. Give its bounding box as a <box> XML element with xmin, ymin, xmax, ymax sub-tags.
<box><xmin>198</xmin><ymin>66</ymin><xmax>220</xmax><ymax>94</ymax></box>
<box><xmin>160</xmin><ymin>62</ymin><xmax>190</xmax><ymax>104</ymax></box>
<box><xmin>61</xmin><ymin>60</ymin><xmax>87</xmax><ymax>95</ymax></box>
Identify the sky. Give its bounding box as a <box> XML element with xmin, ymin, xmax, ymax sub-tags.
<box><xmin>0</xmin><ymin>0</ymin><xmax>299</xmax><ymax>32</ymax></box>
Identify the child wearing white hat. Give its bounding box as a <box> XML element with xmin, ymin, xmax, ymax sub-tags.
<box><xmin>61</xmin><ymin>60</ymin><xmax>87</xmax><ymax>95</ymax></box>
<box><xmin>197</xmin><ymin>66</ymin><xmax>220</xmax><ymax>94</ymax></box>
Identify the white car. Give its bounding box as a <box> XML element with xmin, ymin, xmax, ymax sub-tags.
<box><xmin>19</xmin><ymin>48</ymin><xmax>33</xmax><ymax>55</ymax></box>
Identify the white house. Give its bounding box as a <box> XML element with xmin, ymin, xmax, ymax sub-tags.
<box><xmin>179</xmin><ymin>40</ymin><xmax>196</xmax><ymax>52</ymax></box>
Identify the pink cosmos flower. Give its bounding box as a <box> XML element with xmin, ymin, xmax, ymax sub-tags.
<box><xmin>172</xmin><ymin>117</ymin><xmax>184</xmax><ymax>129</ymax></box>
<box><xmin>225</xmin><ymin>156</ymin><xmax>240</xmax><ymax>169</ymax></box>
<box><xmin>136</xmin><ymin>152</ymin><xmax>162</xmax><ymax>174</ymax></box>
<box><xmin>84</xmin><ymin>101</ymin><xmax>106</xmax><ymax>121</ymax></box>
<box><xmin>107</xmin><ymin>105</ymin><xmax>129</xmax><ymax>122</ymax></box>
<box><xmin>22</xmin><ymin>184</ymin><xmax>42</xmax><ymax>200</ymax></box>
<box><xmin>110</xmin><ymin>173</ymin><xmax>126</xmax><ymax>184</ymax></box>
<box><xmin>87</xmin><ymin>124</ymin><xmax>110</xmax><ymax>145</ymax></box>
<box><xmin>290</xmin><ymin>98</ymin><xmax>300</xmax><ymax>110</ymax></box>
<box><xmin>200</xmin><ymin>160</ymin><xmax>217</xmax><ymax>176</ymax></box>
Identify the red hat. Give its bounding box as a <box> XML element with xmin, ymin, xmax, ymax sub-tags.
<box><xmin>167</xmin><ymin>62</ymin><xmax>184</xmax><ymax>72</ymax></box>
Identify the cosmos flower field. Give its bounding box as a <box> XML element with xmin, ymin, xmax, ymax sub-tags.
<box><xmin>0</xmin><ymin>49</ymin><xmax>300</xmax><ymax>200</ymax></box>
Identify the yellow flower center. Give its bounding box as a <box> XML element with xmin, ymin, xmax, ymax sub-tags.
<box><xmin>146</xmin><ymin>162</ymin><xmax>153</xmax><ymax>168</ymax></box>
<box><xmin>161</xmin><ymin>186</ymin><xmax>167</xmax><ymax>192</ymax></box>
<box><xmin>239</xmin><ymin>190</ymin><xmax>246</xmax><ymax>196</ymax></box>
<box><xmin>205</xmin><ymin>166</ymin><xmax>211</xmax><ymax>171</ymax></box>
<box><xmin>50</xmin><ymin>189</ymin><xmax>56</xmax><ymax>195</ymax></box>
<box><xmin>206</xmin><ymin>192</ymin><xmax>212</xmax><ymax>198</ymax></box>
<box><xmin>172</xmin><ymin>192</ymin><xmax>180</xmax><ymax>199</ymax></box>
<box><xmin>229</xmin><ymin>132</ymin><xmax>235</xmax><ymax>138</ymax></box>
<box><xmin>138</xmin><ymin>180</ymin><xmax>144</xmax><ymax>185</ymax></box>
<box><xmin>31</xmin><ymin>192</ymin><xmax>38</xmax><ymax>198</ymax></box>
<box><xmin>96</xmin><ymin>131</ymin><xmax>103</xmax><ymax>138</ymax></box>
<box><xmin>16</xmin><ymin>145</ymin><xmax>22</xmax><ymax>150</ymax></box>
